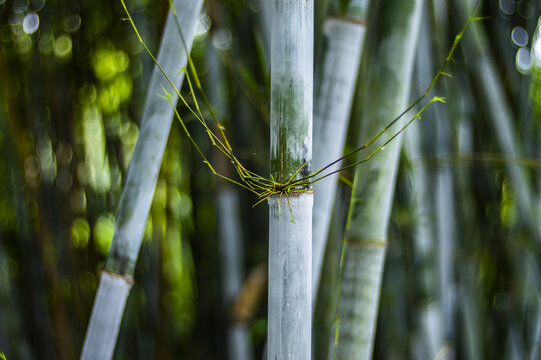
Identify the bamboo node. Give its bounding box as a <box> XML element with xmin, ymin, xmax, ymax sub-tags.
<box><xmin>101</xmin><ymin>269</ymin><xmax>135</xmax><ymax>285</ymax></box>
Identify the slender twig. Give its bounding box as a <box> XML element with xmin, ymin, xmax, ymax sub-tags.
<box><xmin>120</xmin><ymin>0</ymin><xmax>480</xmax><ymax>206</ymax></box>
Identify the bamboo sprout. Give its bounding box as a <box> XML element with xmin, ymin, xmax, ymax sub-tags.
<box><xmin>334</xmin><ymin>0</ymin><xmax>423</xmax><ymax>358</ymax></box>
<box><xmin>267</xmin><ymin>0</ymin><xmax>313</xmax><ymax>359</ymax></box>
<box><xmin>80</xmin><ymin>1</ymin><xmax>202</xmax><ymax>359</ymax></box>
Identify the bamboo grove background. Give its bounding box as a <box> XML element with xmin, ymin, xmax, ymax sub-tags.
<box><xmin>1</xmin><ymin>0</ymin><xmax>541</xmax><ymax>359</ymax></box>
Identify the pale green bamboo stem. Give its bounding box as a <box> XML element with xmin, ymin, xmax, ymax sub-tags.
<box><xmin>258</xmin><ymin>0</ymin><xmax>272</xmax><ymax>58</ymax></box>
<box><xmin>217</xmin><ymin>189</ymin><xmax>253</xmax><ymax>360</ymax></box>
<box><xmin>208</xmin><ymin>39</ymin><xmax>253</xmax><ymax>360</ymax></box>
<box><xmin>425</xmin><ymin>2</ymin><xmax>458</xmax><ymax>348</ymax></box>
<box><xmin>334</xmin><ymin>0</ymin><xmax>423</xmax><ymax>358</ymax></box>
<box><xmin>405</xmin><ymin>122</ymin><xmax>443</xmax><ymax>359</ymax></box>
<box><xmin>268</xmin><ymin>1</ymin><xmax>314</xmax><ymax>359</ymax></box>
<box><xmin>312</xmin><ymin>181</ymin><xmax>351</xmax><ymax>360</ymax></box>
<box><xmin>80</xmin><ymin>1</ymin><xmax>202</xmax><ymax>359</ymax></box>
<box><xmin>312</xmin><ymin>0</ymin><xmax>370</xmax><ymax>302</ymax></box>
<box><xmin>455</xmin><ymin>0</ymin><xmax>533</xmax><ymax>225</ymax></box>
<box><xmin>268</xmin><ymin>194</ymin><xmax>314</xmax><ymax>360</ymax></box>
<box><xmin>270</xmin><ymin>0</ymin><xmax>313</xmax><ymax>184</ymax></box>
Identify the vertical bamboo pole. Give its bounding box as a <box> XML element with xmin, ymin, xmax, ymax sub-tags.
<box><xmin>454</xmin><ymin>0</ymin><xmax>533</xmax><ymax>224</ymax></box>
<box><xmin>80</xmin><ymin>1</ymin><xmax>202</xmax><ymax>359</ymax></box>
<box><xmin>268</xmin><ymin>1</ymin><xmax>313</xmax><ymax>359</ymax></box>
<box><xmin>207</xmin><ymin>38</ymin><xmax>254</xmax><ymax>360</ymax></box>
<box><xmin>312</xmin><ymin>0</ymin><xmax>370</xmax><ymax>300</ymax></box>
<box><xmin>334</xmin><ymin>0</ymin><xmax>422</xmax><ymax>358</ymax></box>
<box><xmin>312</xmin><ymin>180</ymin><xmax>351</xmax><ymax>360</ymax></box>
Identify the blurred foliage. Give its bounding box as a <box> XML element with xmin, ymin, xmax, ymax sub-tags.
<box><xmin>2</xmin><ymin>0</ymin><xmax>541</xmax><ymax>359</ymax></box>
<box><xmin>0</xmin><ymin>0</ymin><xmax>272</xmax><ymax>358</ymax></box>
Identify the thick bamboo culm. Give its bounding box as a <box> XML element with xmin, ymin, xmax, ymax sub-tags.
<box><xmin>311</xmin><ymin>0</ymin><xmax>370</xmax><ymax>302</ymax></box>
<box><xmin>334</xmin><ymin>0</ymin><xmax>423</xmax><ymax>359</ymax></box>
<box><xmin>268</xmin><ymin>0</ymin><xmax>314</xmax><ymax>359</ymax></box>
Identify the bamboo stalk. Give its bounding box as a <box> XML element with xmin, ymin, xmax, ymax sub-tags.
<box><xmin>405</xmin><ymin>121</ymin><xmax>442</xmax><ymax>359</ymax></box>
<box><xmin>208</xmin><ymin>38</ymin><xmax>254</xmax><ymax>360</ymax></box>
<box><xmin>334</xmin><ymin>0</ymin><xmax>423</xmax><ymax>358</ymax></box>
<box><xmin>312</xmin><ymin>178</ymin><xmax>351</xmax><ymax>360</ymax></box>
<box><xmin>268</xmin><ymin>195</ymin><xmax>313</xmax><ymax>360</ymax></box>
<box><xmin>80</xmin><ymin>1</ymin><xmax>202</xmax><ymax>359</ymax></box>
<box><xmin>454</xmin><ymin>0</ymin><xmax>533</xmax><ymax>224</ymax></box>
<box><xmin>268</xmin><ymin>0</ymin><xmax>313</xmax><ymax>358</ymax></box>
<box><xmin>312</xmin><ymin>0</ymin><xmax>370</xmax><ymax>301</ymax></box>
<box><xmin>425</xmin><ymin>5</ymin><xmax>458</xmax><ymax>352</ymax></box>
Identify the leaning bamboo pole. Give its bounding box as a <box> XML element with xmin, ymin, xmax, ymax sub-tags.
<box><xmin>79</xmin><ymin>1</ymin><xmax>202</xmax><ymax>359</ymax></box>
<box><xmin>267</xmin><ymin>1</ymin><xmax>313</xmax><ymax>359</ymax></box>
<box><xmin>333</xmin><ymin>0</ymin><xmax>423</xmax><ymax>358</ymax></box>
<box><xmin>312</xmin><ymin>0</ymin><xmax>370</xmax><ymax>301</ymax></box>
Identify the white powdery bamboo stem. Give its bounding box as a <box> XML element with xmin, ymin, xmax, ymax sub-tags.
<box><xmin>335</xmin><ymin>241</ymin><xmax>387</xmax><ymax>360</ymax></box>
<box><xmin>312</xmin><ymin>14</ymin><xmax>367</xmax><ymax>301</ymax></box>
<box><xmin>335</xmin><ymin>0</ymin><xmax>422</xmax><ymax>358</ymax></box>
<box><xmin>270</xmin><ymin>0</ymin><xmax>313</xmax><ymax>183</ymax></box>
<box><xmin>436</xmin><ymin>161</ymin><xmax>456</xmax><ymax>345</ymax></box>
<box><xmin>217</xmin><ymin>190</ymin><xmax>243</xmax><ymax>299</ymax></box>
<box><xmin>207</xmin><ymin>36</ymin><xmax>253</xmax><ymax>360</ymax></box>
<box><xmin>80</xmin><ymin>272</ymin><xmax>132</xmax><ymax>359</ymax></box>
<box><xmin>432</xmin><ymin>4</ymin><xmax>457</xmax><ymax>340</ymax></box>
<box><xmin>268</xmin><ymin>0</ymin><xmax>313</xmax><ymax>358</ymax></box>
<box><xmin>217</xmin><ymin>189</ymin><xmax>253</xmax><ymax>360</ymax></box>
<box><xmin>268</xmin><ymin>194</ymin><xmax>313</xmax><ymax>360</ymax></box>
<box><xmin>80</xmin><ymin>1</ymin><xmax>202</xmax><ymax>359</ymax></box>
<box><xmin>313</xmin><ymin>181</ymin><xmax>351</xmax><ymax>360</ymax></box>
<box><xmin>104</xmin><ymin>0</ymin><xmax>202</xmax><ymax>276</ymax></box>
